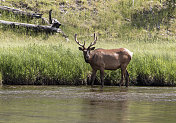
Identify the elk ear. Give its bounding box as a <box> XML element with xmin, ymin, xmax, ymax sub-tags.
<box><xmin>90</xmin><ymin>47</ymin><xmax>95</xmax><ymax>50</ymax></box>
<box><xmin>79</xmin><ymin>47</ymin><xmax>83</xmax><ymax>51</ymax></box>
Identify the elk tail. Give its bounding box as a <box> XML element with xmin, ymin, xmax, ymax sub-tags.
<box><xmin>124</xmin><ymin>48</ymin><xmax>133</xmax><ymax>58</ymax></box>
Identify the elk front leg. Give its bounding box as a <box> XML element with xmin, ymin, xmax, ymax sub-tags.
<box><xmin>100</xmin><ymin>69</ymin><xmax>104</xmax><ymax>88</ymax></box>
<box><xmin>91</xmin><ymin>69</ymin><xmax>97</xmax><ymax>87</ymax></box>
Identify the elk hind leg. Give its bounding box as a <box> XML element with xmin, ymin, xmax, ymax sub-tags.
<box><xmin>125</xmin><ymin>70</ymin><xmax>129</xmax><ymax>87</ymax></box>
<box><xmin>119</xmin><ymin>68</ymin><xmax>126</xmax><ymax>87</ymax></box>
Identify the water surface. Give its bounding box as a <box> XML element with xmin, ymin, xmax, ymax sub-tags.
<box><xmin>0</xmin><ymin>86</ymin><xmax>176</xmax><ymax>123</ymax></box>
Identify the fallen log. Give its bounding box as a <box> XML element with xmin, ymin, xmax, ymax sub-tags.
<box><xmin>0</xmin><ymin>6</ymin><xmax>42</xmax><ymax>18</ymax></box>
<box><xmin>0</xmin><ymin>20</ymin><xmax>59</xmax><ymax>33</ymax></box>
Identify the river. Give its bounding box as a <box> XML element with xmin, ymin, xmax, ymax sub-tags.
<box><xmin>0</xmin><ymin>86</ymin><xmax>176</xmax><ymax>123</ymax></box>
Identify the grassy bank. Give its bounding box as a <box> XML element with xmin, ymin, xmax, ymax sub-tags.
<box><xmin>0</xmin><ymin>0</ymin><xmax>175</xmax><ymax>86</ymax></box>
<box><xmin>0</xmin><ymin>32</ymin><xmax>176</xmax><ymax>86</ymax></box>
<box><xmin>0</xmin><ymin>44</ymin><xmax>88</xmax><ymax>85</ymax></box>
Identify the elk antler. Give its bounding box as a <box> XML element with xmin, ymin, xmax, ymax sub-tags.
<box><xmin>75</xmin><ymin>34</ymin><xmax>85</xmax><ymax>48</ymax></box>
<box><xmin>88</xmin><ymin>33</ymin><xmax>97</xmax><ymax>49</ymax></box>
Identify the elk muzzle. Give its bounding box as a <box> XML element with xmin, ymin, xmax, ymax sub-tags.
<box><xmin>83</xmin><ymin>50</ymin><xmax>90</xmax><ymax>63</ymax></box>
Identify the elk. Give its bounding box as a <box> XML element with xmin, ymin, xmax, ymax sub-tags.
<box><xmin>75</xmin><ymin>33</ymin><xmax>133</xmax><ymax>87</ymax></box>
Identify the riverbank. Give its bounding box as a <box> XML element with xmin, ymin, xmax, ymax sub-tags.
<box><xmin>0</xmin><ymin>0</ymin><xmax>175</xmax><ymax>86</ymax></box>
<box><xmin>0</xmin><ymin>31</ymin><xmax>176</xmax><ymax>86</ymax></box>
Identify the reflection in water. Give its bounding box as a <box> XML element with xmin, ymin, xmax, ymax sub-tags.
<box><xmin>82</xmin><ymin>99</ymin><xmax>129</xmax><ymax>123</ymax></box>
<box><xmin>0</xmin><ymin>86</ymin><xmax>176</xmax><ymax>123</ymax></box>
<box><xmin>82</xmin><ymin>87</ymin><xmax>129</xmax><ymax>123</ymax></box>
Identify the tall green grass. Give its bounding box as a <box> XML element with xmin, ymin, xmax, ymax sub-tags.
<box><xmin>0</xmin><ymin>35</ymin><xmax>176</xmax><ymax>86</ymax></box>
<box><xmin>0</xmin><ymin>44</ymin><xmax>90</xmax><ymax>85</ymax></box>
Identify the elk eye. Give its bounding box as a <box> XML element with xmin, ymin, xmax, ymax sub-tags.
<box><xmin>90</xmin><ymin>47</ymin><xmax>95</xmax><ymax>50</ymax></box>
<box><xmin>79</xmin><ymin>47</ymin><xmax>83</xmax><ymax>51</ymax></box>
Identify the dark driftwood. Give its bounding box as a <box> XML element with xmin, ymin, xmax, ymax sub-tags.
<box><xmin>49</xmin><ymin>9</ymin><xmax>52</xmax><ymax>24</ymax></box>
<box><xmin>0</xmin><ymin>6</ymin><xmax>65</xmax><ymax>36</ymax></box>
<box><xmin>0</xmin><ymin>6</ymin><xmax>42</xmax><ymax>18</ymax></box>
<box><xmin>0</xmin><ymin>20</ymin><xmax>59</xmax><ymax>32</ymax></box>
<box><xmin>48</xmin><ymin>9</ymin><xmax>61</xmax><ymax>28</ymax></box>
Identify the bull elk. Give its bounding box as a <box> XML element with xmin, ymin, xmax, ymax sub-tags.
<box><xmin>75</xmin><ymin>33</ymin><xmax>133</xmax><ymax>87</ymax></box>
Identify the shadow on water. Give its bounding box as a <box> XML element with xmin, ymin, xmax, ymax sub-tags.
<box><xmin>1</xmin><ymin>86</ymin><xmax>176</xmax><ymax>123</ymax></box>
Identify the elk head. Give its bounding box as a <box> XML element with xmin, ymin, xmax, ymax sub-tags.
<box><xmin>75</xmin><ymin>33</ymin><xmax>97</xmax><ymax>63</ymax></box>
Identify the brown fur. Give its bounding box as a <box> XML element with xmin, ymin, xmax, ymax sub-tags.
<box><xmin>75</xmin><ymin>34</ymin><xmax>133</xmax><ymax>87</ymax></box>
<box><xmin>88</xmin><ymin>48</ymin><xmax>133</xmax><ymax>87</ymax></box>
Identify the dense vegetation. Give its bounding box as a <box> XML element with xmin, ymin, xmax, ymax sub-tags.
<box><xmin>0</xmin><ymin>0</ymin><xmax>175</xmax><ymax>86</ymax></box>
